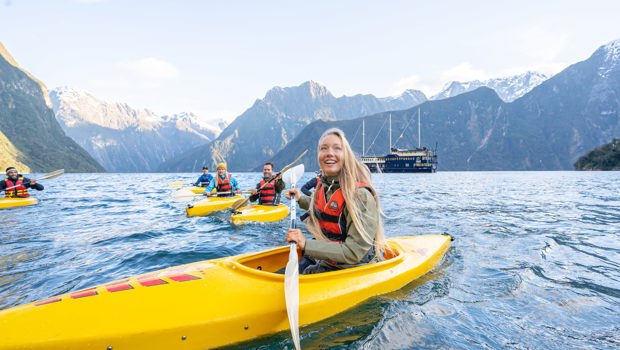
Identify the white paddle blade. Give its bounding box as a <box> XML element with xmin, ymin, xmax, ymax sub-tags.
<box><xmin>169</xmin><ymin>181</ymin><xmax>187</xmax><ymax>187</ymax></box>
<box><xmin>282</xmin><ymin>164</ymin><xmax>305</xmax><ymax>186</ymax></box>
<box><xmin>171</xmin><ymin>188</ymin><xmax>200</xmax><ymax>201</ymax></box>
<box><xmin>284</xmin><ymin>243</ymin><xmax>301</xmax><ymax>350</ymax></box>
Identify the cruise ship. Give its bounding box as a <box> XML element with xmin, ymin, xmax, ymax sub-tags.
<box><xmin>361</xmin><ymin>147</ymin><xmax>437</xmax><ymax>173</ymax></box>
<box><xmin>360</xmin><ymin>109</ymin><xmax>438</xmax><ymax>173</ymax></box>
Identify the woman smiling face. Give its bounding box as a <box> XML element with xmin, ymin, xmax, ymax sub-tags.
<box><xmin>318</xmin><ymin>134</ymin><xmax>344</xmax><ymax>177</ymax></box>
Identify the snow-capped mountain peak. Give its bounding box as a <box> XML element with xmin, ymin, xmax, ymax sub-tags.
<box><xmin>431</xmin><ymin>71</ymin><xmax>549</xmax><ymax>102</ymax></box>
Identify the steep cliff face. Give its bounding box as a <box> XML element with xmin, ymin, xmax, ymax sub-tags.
<box><xmin>0</xmin><ymin>42</ymin><xmax>104</xmax><ymax>173</ymax></box>
<box><xmin>160</xmin><ymin>81</ymin><xmax>427</xmax><ymax>171</ymax></box>
<box><xmin>51</xmin><ymin>87</ymin><xmax>220</xmax><ymax>172</ymax></box>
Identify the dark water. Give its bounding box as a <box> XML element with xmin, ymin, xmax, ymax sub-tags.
<box><xmin>1</xmin><ymin>171</ymin><xmax>618</xmax><ymax>349</ymax></box>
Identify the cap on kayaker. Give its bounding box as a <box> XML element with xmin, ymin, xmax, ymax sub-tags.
<box><xmin>217</xmin><ymin>163</ymin><xmax>227</xmax><ymax>170</ymax></box>
<box><xmin>202</xmin><ymin>166</ymin><xmax>209</xmax><ymax>170</ymax></box>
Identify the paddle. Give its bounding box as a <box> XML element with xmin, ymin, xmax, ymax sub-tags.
<box><xmin>282</xmin><ymin>164</ymin><xmax>304</xmax><ymax>350</ymax></box>
<box><xmin>229</xmin><ymin>149</ymin><xmax>308</xmax><ymax>212</ymax></box>
<box><xmin>2</xmin><ymin>169</ymin><xmax>64</xmax><ymax>192</ymax></box>
<box><xmin>168</xmin><ymin>181</ymin><xmax>193</xmax><ymax>187</ymax></box>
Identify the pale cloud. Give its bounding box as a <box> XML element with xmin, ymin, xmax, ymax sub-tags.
<box><xmin>391</xmin><ymin>75</ymin><xmax>426</xmax><ymax>95</ymax></box>
<box><xmin>72</xmin><ymin>0</ymin><xmax>108</xmax><ymax>3</ymax></box>
<box><xmin>117</xmin><ymin>58</ymin><xmax>180</xmax><ymax>80</ymax></box>
<box><xmin>440</xmin><ymin>62</ymin><xmax>489</xmax><ymax>83</ymax></box>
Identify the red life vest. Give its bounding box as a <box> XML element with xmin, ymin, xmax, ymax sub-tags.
<box><xmin>258</xmin><ymin>178</ymin><xmax>277</xmax><ymax>205</ymax></box>
<box><xmin>4</xmin><ymin>176</ymin><xmax>30</xmax><ymax>198</ymax></box>
<box><xmin>216</xmin><ymin>173</ymin><xmax>232</xmax><ymax>195</ymax></box>
<box><xmin>313</xmin><ymin>181</ymin><xmax>371</xmax><ymax>242</ymax></box>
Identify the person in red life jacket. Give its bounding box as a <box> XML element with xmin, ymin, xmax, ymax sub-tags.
<box><xmin>0</xmin><ymin>166</ymin><xmax>44</xmax><ymax>198</ymax></box>
<box><xmin>284</xmin><ymin>128</ymin><xmax>387</xmax><ymax>274</ymax></box>
<box><xmin>203</xmin><ymin>162</ymin><xmax>240</xmax><ymax>197</ymax></box>
<box><xmin>249</xmin><ymin>162</ymin><xmax>285</xmax><ymax>205</ymax></box>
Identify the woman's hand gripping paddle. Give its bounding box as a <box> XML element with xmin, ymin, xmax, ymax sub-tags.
<box><xmin>282</xmin><ymin>164</ymin><xmax>304</xmax><ymax>350</ymax></box>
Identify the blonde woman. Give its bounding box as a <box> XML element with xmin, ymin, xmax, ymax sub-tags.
<box><xmin>284</xmin><ymin>128</ymin><xmax>387</xmax><ymax>274</ymax></box>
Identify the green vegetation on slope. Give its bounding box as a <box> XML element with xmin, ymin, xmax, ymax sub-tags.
<box><xmin>574</xmin><ymin>139</ymin><xmax>620</xmax><ymax>170</ymax></box>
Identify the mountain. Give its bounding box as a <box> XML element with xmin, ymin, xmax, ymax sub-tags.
<box><xmin>51</xmin><ymin>87</ymin><xmax>221</xmax><ymax>172</ymax></box>
<box><xmin>574</xmin><ymin>138</ymin><xmax>620</xmax><ymax>170</ymax></box>
<box><xmin>431</xmin><ymin>71</ymin><xmax>549</xmax><ymax>102</ymax></box>
<box><xmin>159</xmin><ymin>81</ymin><xmax>427</xmax><ymax>171</ymax></box>
<box><xmin>0</xmin><ymin>42</ymin><xmax>104</xmax><ymax>173</ymax></box>
<box><xmin>272</xmin><ymin>39</ymin><xmax>620</xmax><ymax>171</ymax></box>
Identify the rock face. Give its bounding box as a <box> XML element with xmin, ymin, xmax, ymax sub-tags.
<box><xmin>50</xmin><ymin>87</ymin><xmax>221</xmax><ymax>172</ymax></box>
<box><xmin>271</xmin><ymin>39</ymin><xmax>620</xmax><ymax>171</ymax></box>
<box><xmin>574</xmin><ymin>138</ymin><xmax>620</xmax><ymax>170</ymax></box>
<box><xmin>159</xmin><ymin>81</ymin><xmax>428</xmax><ymax>171</ymax></box>
<box><xmin>0</xmin><ymin>42</ymin><xmax>104</xmax><ymax>173</ymax></box>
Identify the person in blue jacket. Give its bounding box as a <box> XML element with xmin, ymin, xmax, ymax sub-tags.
<box><xmin>194</xmin><ymin>166</ymin><xmax>213</xmax><ymax>187</ymax></box>
<box><xmin>300</xmin><ymin>171</ymin><xmax>321</xmax><ymax>196</ymax></box>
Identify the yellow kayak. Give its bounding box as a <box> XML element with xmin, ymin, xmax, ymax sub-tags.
<box><xmin>232</xmin><ymin>203</ymin><xmax>290</xmax><ymax>224</ymax></box>
<box><xmin>187</xmin><ymin>186</ymin><xmax>207</xmax><ymax>194</ymax></box>
<box><xmin>185</xmin><ymin>194</ymin><xmax>244</xmax><ymax>217</ymax></box>
<box><xmin>0</xmin><ymin>197</ymin><xmax>38</xmax><ymax>209</ymax></box>
<box><xmin>0</xmin><ymin>234</ymin><xmax>451</xmax><ymax>350</ymax></box>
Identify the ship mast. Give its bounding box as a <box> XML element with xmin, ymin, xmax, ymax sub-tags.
<box><xmin>362</xmin><ymin>119</ymin><xmax>365</xmax><ymax>156</ymax></box>
<box><xmin>418</xmin><ymin>108</ymin><xmax>421</xmax><ymax>148</ymax></box>
<box><xmin>389</xmin><ymin>113</ymin><xmax>392</xmax><ymax>153</ymax></box>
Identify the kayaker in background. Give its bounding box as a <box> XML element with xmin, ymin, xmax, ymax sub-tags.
<box><xmin>300</xmin><ymin>170</ymin><xmax>321</xmax><ymax>196</ymax></box>
<box><xmin>203</xmin><ymin>163</ymin><xmax>241</xmax><ymax>197</ymax></box>
<box><xmin>284</xmin><ymin>128</ymin><xmax>387</xmax><ymax>274</ymax></box>
<box><xmin>249</xmin><ymin>162</ymin><xmax>285</xmax><ymax>205</ymax></box>
<box><xmin>0</xmin><ymin>166</ymin><xmax>44</xmax><ymax>198</ymax></box>
<box><xmin>194</xmin><ymin>166</ymin><xmax>213</xmax><ymax>187</ymax></box>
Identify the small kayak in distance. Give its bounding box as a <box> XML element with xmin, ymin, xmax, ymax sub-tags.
<box><xmin>186</xmin><ymin>194</ymin><xmax>244</xmax><ymax>217</ymax></box>
<box><xmin>0</xmin><ymin>197</ymin><xmax>38</xmax><ymax>210</ymax></box>
<box><xmin>231</xmin><ymin>203</ymin><xmax>290</xmax><ymax>224</ymax></box>
<box><xmin>0</xmin><ymin>234</ymin><xmax>452</xmax><ymax>350</ymax></box>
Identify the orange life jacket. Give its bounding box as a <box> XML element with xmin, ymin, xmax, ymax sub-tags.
<box><xmin>258</xmin><ymin>178</ymin><xmax>277</xmax><ymax>205</ymax></box>
<box><xmin>313</xmin><ymin>181</ymin><xmax>371</xmax><ymax>242</ymax></box>
<box><xmin>4</xmin><ymin>176</ymin><xmax>30</xmax><ymax>198</ymax></box>
<box><xmin>216</xmin><ymin>173</ymin><xmax>232</xmax><ymax>195</ymax></box>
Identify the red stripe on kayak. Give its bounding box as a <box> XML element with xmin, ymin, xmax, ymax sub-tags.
<box><xmin>137</xmin><ymin>277</ymin><xmax>168</xmax><ymax>287</ymax></box>
<box><xmin>105</xmin><ymin>281</ymin><xmax>134</xmax><ymax>292</ymax></box>
<box><xmin>167</xmin><ymin>273</ymin><xmax>200</xmax><ymax>282</ymax></box>
<box><xmin>70</xmin><ymin>288</ymin><xmax>98</xmax><ymax>299</ymax></box>
<box><xmin>34</xmin><ymin>297</ymin><xmax>62</xmax><ymax>306</ymax></box>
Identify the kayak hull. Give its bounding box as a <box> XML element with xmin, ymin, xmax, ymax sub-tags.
<box><xmin>188</xmin><ymin>186</ymin><xmax>207</xmax><ymax>194</ymax></box>
<box><xmin>0</xmin><ymin>234</ymin><xmax>452</xmax><ymax>350</ymax></box>
<box><xmin>185</xmin><ymin>194</ymin><xmax>244</xmax><ymax>217</ymax></box>
<box><xmin>232</xmin><ymin>203</ymin><xmax>290</xmax><ymax>224</ymax></box>
<box><xmin>0</xmin><ymin>197</ymin><xmax>38</xmax><ymax>209</ymax></box>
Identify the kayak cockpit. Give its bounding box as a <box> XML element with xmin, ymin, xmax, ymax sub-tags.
<box><xmin>232</xmin><ymin>242</ymin><xmax>403</xmax><ymax>276</ymax></box>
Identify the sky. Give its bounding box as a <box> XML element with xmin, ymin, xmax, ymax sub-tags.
<box><xmin>1</xmin><ymin>0</ymin><xmax>619</xmax><ymax>123</ymax></box>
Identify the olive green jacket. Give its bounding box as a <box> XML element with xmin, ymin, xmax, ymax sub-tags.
<box><xmin>298</xmin><ymin>176</ymin><xmax>379</xmax><ymax>269</ymax></box>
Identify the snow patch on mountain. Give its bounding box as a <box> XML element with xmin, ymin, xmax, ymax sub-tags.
<box><xmin>431</xmin><ymin>71</ymin><xmax>549</xmax><ymax>102</ymax></box>
<box><xmin>598</xmin><ymin>39</ymin><xmax>620</xmax><ymax>78</ymax></box>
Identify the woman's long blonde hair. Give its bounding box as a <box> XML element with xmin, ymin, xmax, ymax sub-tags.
<box><xmin>306</xmin><ymin>128</ymin><xmax>387</xmax><ymax>259</ymax></box>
